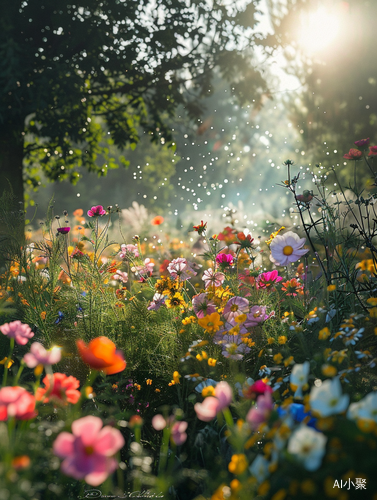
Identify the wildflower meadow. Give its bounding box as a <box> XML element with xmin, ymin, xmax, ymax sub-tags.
<box><xmin>1</xmin><ymin>140</ymin><xmax>377</xmax><ymax>500</ymax></box>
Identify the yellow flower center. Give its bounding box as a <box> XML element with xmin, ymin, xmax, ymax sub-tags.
<box><xmin>230</xmin><ymin>304</ymin><xmax>239</xmax><ymax>312</ymax></box>
<box><xmin>85</xmin><ymin>446</ymin><xmax>94</xmax><ymax>455</ymax></box>
<box><xmin>283</xmin><ymin>245</ymin><xmax>294</xmax><ymax>256</ymax></box>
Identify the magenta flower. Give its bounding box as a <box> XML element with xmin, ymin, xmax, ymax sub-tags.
<box><xmin>214</xmin><ymin>381</ymin><xmax>233</xmax><ymax>410</ymax></box>
<box><xmin>57</xmin><ymin>227</ymin><xmax>71</xmax><ymax>235</ymax></box>
<box><xmin>257</xmin><ymin>270</ymin><xmax>283</xmax><ymax>290</ymax></box>
<box><xmin>171</xmin><ymin>421</ymin><xmax>188</xmax><ymax>446</ymax></box>
<box><xmin>192</xmin><ymin>293</ymin><xmax>216</xmax><ymax>319</ymax></box>
<box><xmin>244</xmin><ymin>380</ymin><xmax>273</xmax><ymax>400</ymax></box>
<box><xmin>0</xmin><ymin>321</ymin><xmax>34</xmax><ymax>346</ymax></box>
<box><xmin>246</xmin><ymin>393</ymin><xmax>274</xmax><ymax>430</ymax></box>
<box><xmin>0</xmin><ymin>386</ymin><xmax>37</xmax><ymax>421</ymax></box>
<box><xmin>53</xmin><ymin>415</ymin><xmax>125</xmax><ymax>486</ymax></box>
<box><xmin>354</xmin><ymin>138</ymin><xmax>369</xmax><ymax>148</ymax></box>
<box><xmin>215</xmin><ymin>253</ymin><xmax>234</xmax><ymax>266</ymax></box>
<box><xmin>23</xmin><ymin>342</ymin><xmax>61</xmax><ymax>368</ymax></box>
<box><xmin>202</xmin><ymin>268</ymin><xmax>225</xmax><ymax>288</ymax></box>
<box><xmin>223</xmin><ymin>296</ymin><xmax>249</xmax><ymax>323</ymax></box>
<box><xmin>87</xmin><ymin>205</ymin><xmax>106</xmax><ymax>217</ymax></box>
<box><xmin>368</xmin><ymin>146</ymin><xmax>377</xmax><ymax>157</ymax></box>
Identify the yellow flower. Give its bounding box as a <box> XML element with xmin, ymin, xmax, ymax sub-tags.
<box><xmin>278</xmin><ymin>336</ymin><xmax>287</xmax><ymax>345</ymax></box>
<box><xmin>228</xmin><ymin>454</ymin><xmax>248</xmax><ymax>475</ymax></box>
<box><xmin>208</xmin><ymin>358</ymin><xmax>217</xmax><ymax>367</ymax></box>
<box><xmin>146</xmin><ymin>379</ymin><xmax>152</xmax><ymax>385</ymax></box>
<box><xmin>34</xmin><ymin>364</ymin><xmax>44</xmax><ymax>377</ymax></box>
<box><xmin>327</xmin><ymin>284</ymin><xmax>336</xmax><ymax>292</ymax></box>
<box><xmin>0</xmin><ymin>357</ymin><xmax>14</xmax><ymax>369</ymax></box>
<box><xmin>267</xmin><ymin>337</ymin><xmax>275</xmax><ymax>344</ymax></box>
<box><xmin>369</xmin><ymin>307</ymin><xmax>377</xmax><ymax>318</ymax></box>
<box><xmin>273</xmin><ymin>353</ymin><xmax>283</xmax><ymax>364</ymax></box>
<box><xmin>266</xmin><ymin>226</ymin><xmax>285</xmax><ymax>245</ymax></box>
<box><xmin>165</xmin><ymin>292</ymin><xmax>186</xmax><ymax>309</ymax></box>
<box><xmin>235</xmin><ymin>314</ymin><xmax>247</xmax><ymax>324</ymax></box>
<box><xmin>173</xmin><ymin>371</ymin><xmax>181</xmax><ymax>384</ymax></box>
<box><xmin>271</xmin><ymin>489</ymin><xmax>287</xmax><ymax>500</ymax></box>
<box><xmin>198</xmin><ymin>312</ymin><xmax>223</xmax><ymax>334</ymax></box>
<box><xmin>284</xmin><ymin>356</ymin><xmax>294</xmax><ymax>367</ymax></box>
<box><xmin>367</xmin><ymin>297</ymin><xmax>377</xmax><ymax>306</ymax></box>
<box><xmin>228</xmin><ymin>325</ymin><xmax>240</xmax><ymax>335</ymax></box>
<box><xmin>202</xmin><ymin>386</ymin><xmax>216</xmax><ymax>397</ymax></box>
<box><xmin>319</xmin><ymin>327</ymin><xmax>331</xmax><ymax>340</ymax></box>
<box><xmin>40</xmin><ymin>311</ymin><xmax>47</xmax><ymax>320</ymax></box>
<box><xmin>322</xmin><ymin>364</ymin><xmax>337</xmax><ymax>377</ymax></box>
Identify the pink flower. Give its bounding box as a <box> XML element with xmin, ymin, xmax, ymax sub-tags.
<box><xmin>244</xmin><ymin>380</ymin><xmax>273</xmax><ymax>400</ymax></box>
<box><xmin>194</xmin><ymin>397</ymin><xmax>220</xmax><ymax>422</ymax></box>
<box><xmin>368</xmin><ymin>146</ymin><xmax>377</xmax><ymax>157</ymax></box>
<box><xmin>119</xmin><ymin>244</ymin><xmax>139</xmax><ymax>259</ymax></box>
<box><xmin>215</xmin><ymin>381</ymin><xmax>233</xmax><ymax>410</ymax></box>
<box><xmin>112</xmin><ymin>270</ymin><xmax>128</xmax><ymax>283</ymax></box>
<box><xmin>192</xmin><ymin>293</ymin><xmax>216</xmax><ymax>319</ymax></box>
<box><xmin>343</xmin><ymin>148</ymin><xmax>363</xmax><ymax>160</ymax></box>
<box><xmin>257</xmin><ymin>270</ymin><xmax>283</xmax><ymax>290</ymax></box>
<box><xmin>244</xmin><ymin>306</ymin><xmax>269</xmax><ymax>328</ymax></box>
<box><xmin>23</xmin><ymin>342</ymin><xmax>61</xmax><ymax>368</ymax></box>
<box><xmin>246</xmin><ymin>393</ymin><xmax>274</xmax><ymax>430</ymax></box>
<box><xmin>87</xmin><ymin>205</ymin><xmax>106</xmax><ymax>217</ymax></box>
<box><xmin>354</xmin><ymin>138</ymin><xmax>370</xmax><ymax>148</ymax></box>
<box><xmin>215</xmin><ymin>253</ymin><xmax>234</xmax><ymax>267</ymax></box>
<box><xmin>132</xmin><ymin>258</ymin><xmax>154</xmax><ymax>277</ymax></box>
<box><xmin>167</xmin><ymin>258</ymin><xmax>197</xmax><ymax>280</ymax></box>
<box><xmin>152</xmin><ymin>414</ymin><xmax>168</xmax><ymax>431</ymax></box>
<box><xmin>53</xmin><ymin>415</ymin><xmax>125</xmax><ymax>486</ymax></box>
<box><xmin>223</xmin><ymin>296</ymin><xmax>249</xmax><ymax>323</ymax></box>
<box><xmin>0</xmin><ymin>386</ymin><xmax>37</xmax><ymax>421</ymax></box>
<box><xmin>171</xmin><ymin>421</ymin><xmax>188</xmax><ymax>446</ymax></box>
<box><xmin>0</xmin><ymin>321</ymin><xmax>34</xmax><ymax>346</ymax></box>
<box><xmin>202</xmin><ymin>268</ymin><xmax>225</xmax><ymax>288</ymax></box>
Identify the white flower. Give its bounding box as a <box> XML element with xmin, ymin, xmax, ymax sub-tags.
<box><xmin>309</xmin><ymin>378</ymin><xmax>350</xmax><ymax>417</ymax></box>
<box><xmin>270</xmin><ymin>231</ymin><xmax>309</xmax><ymax>266</ymax></box>
<box><xmin>249</xmin><ymin>454</ymin><xmax>270</xmax><ymax>483</ymax></box>
<box><xmin>347</xmin><ymin>392</ymin><xmax>377</xmax><ymax>422</ymax></box>
<box><xmin>287</xmin><ymin>426</ymin><xmax>327</xmax><ymax>471</ymax></box>
<box><xmin>290</xmin><ymin>361</ymin><xmax>310</xmax><ymax>398</ymax></box>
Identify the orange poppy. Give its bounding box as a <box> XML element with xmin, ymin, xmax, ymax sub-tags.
<box><xmin>151</xmin><ymin>216</ymin><xmax>164</xmax><ymax>225</ymax></box>
<box><xmin>76</xmin><ymin>337</ymin><xmax>126</xmax><ymax>375</ymax></box>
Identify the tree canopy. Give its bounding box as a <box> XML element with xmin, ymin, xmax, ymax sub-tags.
<box><xmin>0</xmin><ymin>0</ymin><xmax>273</xmax><ymax>207</ymax></box>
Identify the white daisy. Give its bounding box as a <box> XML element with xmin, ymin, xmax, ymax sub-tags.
<box><xmin>270</xmin><ymin>231</ymin><xmax>309</xmax><ymax>266</ymax></box>
<box><xmin>288</xmin><ymin>426</ymin><xmax>327</xmax><ymax>471</ymax></box>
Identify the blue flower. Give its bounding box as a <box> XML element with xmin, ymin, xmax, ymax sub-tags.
<box><xmin>54</xmin><ymin>311</ymin><xmax>64</xmax><ymax>324</ymax></box>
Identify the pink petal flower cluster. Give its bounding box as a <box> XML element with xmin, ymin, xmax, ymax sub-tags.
<box><xmin>223</xmin><ymin>296</ymin><xmax>249</xmax><ymax>323</ymax></box>
<box><xmin>0</xmin><ymin>321</ymin><xmax>34</xmax><ymax>345</ymax></box>
<box><xmin>0</xmin><ymin>386</ymin><xmax>37</xmax><ymax>421</ymax></box>
<box><xmin>23</xmin><ymin>342</ymin><xmax>61</xmax><ymax>368</ymax></box>
<box><xmin>53</xmin><ymin>415</ymin><xmax>125</xmax><ymax>486</ymax></box>
<box><xmin>368</xmin><ymin>146</ymin><xmax>377</xmax><ymax>157</ymax></box>
<box><xmin>246</xmin><ymin>393</ymin><xmax>274</xmax><ymax>430</ymax></box>
<box><xmin>354</xmin><ymin>138</ymin><xmax>369</xmax><ymax>148</ymax></box>
<box><xmin>343</xmin><ymin>148</ymin><xmax>363</xmax><ymax>160</ymax></box>
<box><xmin>131</xmin><ymin>258</ymin><xmax>154</xmax><ymax>277</ymax></box>
<box><xmin>215</xmin><ymin>253</ymin><xmax>234</xmax><ymax>266</ymax></box>
<box><xmin>36</xmin><ymin>373</ymin><xmax>81</xmax><ymax>406</ymax></box>
<box><xmin>167</xmin><ymin>258</ymin><xmax>197</xmax><ymax>280</ymax></box>
<box><xmin>256</xmin><ymin>270</ymin><xmax>283</xmax><ymax>290</ymax></box>
<box><xmin>194</xmin><ymin>381</ymin><xmax>232</xmax><ymax>422</ymax></box>
<box><xmin>244</xmin><ymin>380</ymin><xmax>273</xmax><ymax>400</ymax></box>
<box><xmin>112</xmin><ymin>270</ymin><xmax>128</xmax><ymax>283</ymax></box>
<box><xmin>202</xmin><ymin>268</ymin><xmax>225</xmax><ymax>288</ymax></box>
<box><xmin>151</xmin><ymin>414</ymin><xmax>188</xmax><ymax>446</ymax></box>
<box><xmin>192</xmin><ymin>293</ymin><xmax>216</xmax><ymax>319</ymax></box>
<box><xmin>244</xmin><ymin>306</ymin><xmax>270</xmax><ymax>328</ymax></box>
<box><xmin>87</xmin><ymin>205</ymin><xmax>106</xmax><ymax>217</ymax></box>
<box><xmin>118</xmin><ymin>244</ymin><xmax>139</xmax><ymax>259</ymax></box>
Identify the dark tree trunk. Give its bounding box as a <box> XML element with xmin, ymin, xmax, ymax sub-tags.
<box><xmin>0</xmin><ymin>125</ymin><xmax>25</xmax><ymax>248</ymax></box>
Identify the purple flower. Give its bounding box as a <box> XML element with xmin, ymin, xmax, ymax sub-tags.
<box><xmin>147</xmin><ymin>293</ymin><xmax>166</xmax><ymax>311</ymax></box>
<box><xmin>171</xmin><ymin>421</ymin><xmax>188</xmax><ymax>446</ymax></box>
<box><xmin>192</xmin><ymin>293</ymin><xmax>216</xmax><ymax>319</ymax></box>
<box><xmin>0</xmin><ymin>321</ymin><xmax>34</xmax><ymax>346</ymax></box>
<box><xmin>87</xmin><ymin>205</ymin><xmax>106</xmax><ymax>217</ymax></box>
<box><xmin>354</xmin><ymin>138</ymin><xmax>370</xmax><ymax>148</ymax></box>
<box><xmin>23</xmin><ymin>342</ymin><xmax>61</xmax><ymax>368</ymax></box>
<box><xmin>202</xmin><ymin>268</ymin><xmax>225</xmax><ymax>288</ymax></box>
<box><xmin>167</xmin><ymin>258</ymin><xmax>197</xmax><ymax>281</ymax></box>
<box><xmin>244</xmin><ymin>306</ymin><xmax>269</xmax><ymax>328</ymax></box>
<box><xmin>119</xmin><ymin>244</ymin><xmax>139</xmax><ymax>259</ymax></box>
<box><xmin>223</xmin><ymin>296</ymin><xmax>249</xmax><ymax>323</ymax></box>
<box><xmin>57</xmin><ymin>227</ymin><xmax>71</xmax><ymax>235</ymax></box>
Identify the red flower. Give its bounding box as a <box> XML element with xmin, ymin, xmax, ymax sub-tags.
<box><xmin>368</xmin><ymin>146</ymin><xmax>377</xmax><ymax>157</ymax></box>
<box><xmin>193</xmin><ymin>220</ymin><xmax>207</xmax><ymax>236</ymax></box>
<box><xmin>77</xmin><ymin>337</ymin><xmax>126</xmax><ymax>375</ymax></box>
<box><xmin>36</xmin><ymin>373</ymin><xmax>81</xmax><ymax>406</ymax></box>
<box><xmin>151</xmin><ymin>216</ymin><xmax>164</xmax><ymax>225</ymax></box>
<box><xmin>343</xmin><ymin>148</ymin><xmax>363</xmax><ymax>160</ymax></box>
<box><xmin>354</xmin><ymin>138</ymin><xmax>370</xmax><ymax>148</ymax></box>
<box><xmin>217</xmin><ymin>226</ymin><xmax>237</xmax><ymax>244</ymax></box>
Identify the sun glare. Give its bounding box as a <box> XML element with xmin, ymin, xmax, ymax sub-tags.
<box><xmin>297</xmin><ymin>7</ymin><xmax>341</xmax><ymax>54</ymax></box>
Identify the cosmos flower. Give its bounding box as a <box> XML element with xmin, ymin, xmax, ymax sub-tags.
<box><xmin>215</xmin><ymin>253</ymin><xmax>234</xmax><ymax>267</ymax></box>
<box><xmin>309</xmin><ymin>378</ymin><xmax>349</xmax><ymax>417</ymax></box>
<box><xmin>256</xmin><ymin>270</ymin><xmax>283</xmax><ymax>290</ymax></box>
<box><xmin>290</xmin><ymin>361</ymin><xmax>310</xmax><ymax>398</ymax></box>
<box><xmin>167</xmin><ymin>258</ymin><xmax>197</xmax><ymax>281</ymax></box>
<box><xmin>354</xmin><ymin>138</ymin><xmax>369</xmax><ymax>148</ymax></box>
<box><xmin>53</xmin><ymin>415</ymin><xmax>125</xmax><ymax>486</ymax></box>
<box><xmin>287</xmin><ymin>426</ymin><xmax>327</xmax><ymax>471</ymax></box>
<box><xmin>244</xmin><ymin>306</ymin><xmax>269</xmax><ymax>328</ymax></box>
<box><xmin>36</xmin><ymin>373</ymin><xmax>81</xmax><ymax>406</ymax></box>
<box><xmin>347</xmin><ymin>391</ymin><xmax>377</xmax><ymax>423</ymax></box>
<box><xmin>202</xmin><ymin>268</ymin><xmax>225</xmax><ymax>288</ymax></box>
<box><xmin>192</xmin><ymin>293</ymin><xmax>216</xmax><ymax>318</ymax></box>
<box><xmin>87</xmin><ymin>205</ymin><xmax>106</xmax><ymax>217</ymax></box>
<box><xmin>118</xmin><ymin>244</ymin><xmax>139</xmax><ymax>259</ymax></box>
<box><xmin>57</xmin><ymin>227</ymin><xmax>71</xmax><ymax>235</ymax></box>
<box><xmin>270</xmin><ymin>231</ymin><xmax>309</xmax><ymax>266</ymax></box>
<box><xmin>77</xmin><ymin>337</ymin><xmax>126</xmax><ymax>375</ymax></box>
<box><xmin>23</xmin><ymin>342</ymin><xmax>61</xmax><ymax>368</ymax></box>
<box><xmin>223</xmin><ymin>296</ymin><xmax>249</xmax><ymax>323</ymax></box>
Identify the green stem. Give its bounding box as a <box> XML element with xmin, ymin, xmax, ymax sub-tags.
<box><xmin>2</xmin><ymin>338</ymin><xmax>15</xmax><ymax>387</ymax></box>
